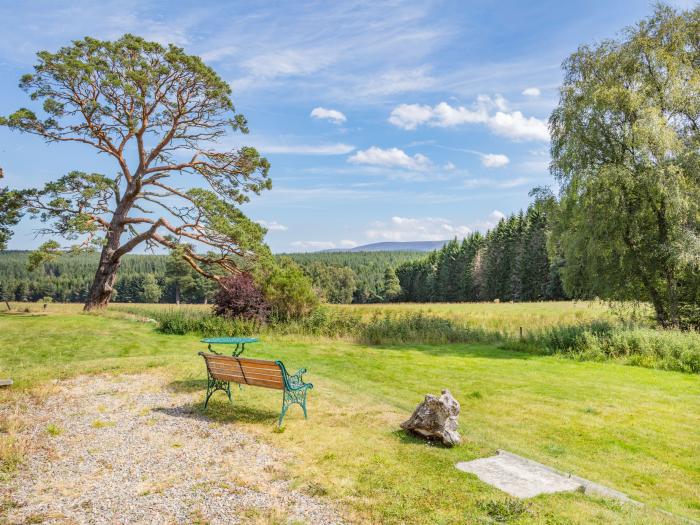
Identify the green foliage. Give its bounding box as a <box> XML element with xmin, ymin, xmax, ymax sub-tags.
<box><xmin>139</xmin><ymin>274</ymin><xmax>162</xmax><ymax>303</ymax></box>
<box><xmin>285</xmin><ymin>251</ymin><xmax>423</xmax><ymax>303</ymax></box>
<box><xmin>0</xmin><ymin>184</ymin><xmax>25</xmax><ymax>251</ymax></box>
<box><xmin>262</xmin><ymin>257</ymin><xmax>318</xmax><ymax>321</ymax></box>
<box><xmin>549</xmin><ymin>4</ymin><xmax>700</xmax><ymax>327</ymax></box>
<box><xmin>397</xmin><ymin>202</ymin><xmax>565</xmax><ymax>302</ymax></box>
<box><xmin>382</xmin><ymin>267</ymin><xmax>402</xmax><ymax>302</ymax></box>
<box><xmin>303</xmin><ymin>261</ymin><xmax>356</xmax><ymax>303</ymax></box>
<box><xmin>509</xmin><ymin>322</ymin><xmax>700</xmax><ymax>373</ymax></box>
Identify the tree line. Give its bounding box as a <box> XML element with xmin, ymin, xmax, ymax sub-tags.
<box><xmin>0</xmin><ymin>250</ymin><xmax>416</xmax><ymax>305</ymax></box>
<box><xmin>395</xmin><ymin>199</ymin><xmax>566</xmax><ymax>302</ymax></box>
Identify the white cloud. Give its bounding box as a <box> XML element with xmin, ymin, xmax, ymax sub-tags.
<box><xmin>443</xmin><ymin>161</ymin><xmax>457</xmax><ymax>171</ymax></box>
<box><xmin>260</xmin><ymin>143</ymin><xmax>355</xmax><ymax>155</ymax></box>
<box><xmin>290</xmin><ymin>240</ymin><xmax>336</xmax><ymax>251</ymax></box>
<box><xmin>348</xmin><ymin>147</ymin><xmax>432</xmax><ymax>171</ymax></box>
<box><xmin>522</xmin><ymin>87</ymin><xmax>541</xmax><ymax>97</ymax></box>
<box><xmin>310</xmin><ymin>107</ymin><xmax>347</xmax><ymax>124</ymax></box>
<box><xmin>255</xmin><ymin>220</ymin><xmax>288</xmax><ymax>231</ymax></box>
<box><xmin>480</xmin><ymin>153</ymin><xmax>510</xmax><ymax>168</ymax></box>
<box><xmin>340</xmin><ymin>239</ymin><xmax>358</xmax><ymax>248</ymax></box>
<box><xmin>388</xmin><ymin>95</ymin><xmax>549</xmax><ymax>141</ymax></box>
<box><xmin>488</xmin><ymin>110</ymin><xmax>549</xmax><ymax>141</ymax></box>
<box><xmin>365</xmin><ymin>216</ymin><xmax>471</xmax><ymax>242</ymax></box>
<box><xmin>388</xmin><ymin>104</ymin><xmax>436</xmax><ymax>130</ymax></box>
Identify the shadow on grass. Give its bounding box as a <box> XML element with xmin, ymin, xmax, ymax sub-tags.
<box><xmin>167</xmin><ymin>378</ymin><xmax>207</xmax><ymax>393</ymax></box>
<box><xmin>154</xmin><ymin>399</ymin><xmax>279</xmax><ymax>425</ymax></box>
<box><xmin>391</xmin><ymin>428</ymin><xmax>454</xmax><ymax>449</ymax></box>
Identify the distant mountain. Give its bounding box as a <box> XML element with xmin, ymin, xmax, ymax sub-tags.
<box><xmin>322</xmin><ymin>240</ymin><xmax>451</xmax><ymax>253</ymax></box>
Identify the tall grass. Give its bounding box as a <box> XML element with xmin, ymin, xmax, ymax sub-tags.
<box><xmin>109</xmin><ymin>304</ymin><xmax>700</xmax><ymax>374</ymax></box>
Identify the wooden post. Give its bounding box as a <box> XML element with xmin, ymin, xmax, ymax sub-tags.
<box><xmin>519</xmin><ymin>326</ymin><xmax>523</xmax><ymax>340</ymax></box>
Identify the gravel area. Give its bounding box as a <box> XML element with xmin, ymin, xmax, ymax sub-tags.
<box><xmin>0</xmin><ymin>373</ymin><xmax>344</xmax><ymax>524</ymax></box>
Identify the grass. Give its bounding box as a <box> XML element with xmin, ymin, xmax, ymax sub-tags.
<box><xmin>0</xmin><ymin>303</ymin><xmax>698</xmax><ymax>523</ymax></box>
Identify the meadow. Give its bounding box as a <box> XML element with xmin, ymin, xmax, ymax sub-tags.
<box><xmin>1</xmin><ymin>301</ymin><xmax>699</xmax><ymax>524</ymax></box>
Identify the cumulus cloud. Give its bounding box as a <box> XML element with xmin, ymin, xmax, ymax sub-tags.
<box><xmin>290</xmin><ymin>240</ymin><xmax>336</xmax><ymax>251</ymax></box>
<box><xmin>388</xmin><ymin>95</ymin><xmax>549</xmax><ymax>141</ymax></box>
<box><xmin>255</xmin><ymin>219</ymin><xmax>288</xmax><ymax>231</ymax></box>
<box><xmin>480</xmin><ymin>153</ymin><xmax>510</xmax><ymax>168</ymax></box>
<box><xmin>522</xmin><ymin>87</ymin><xmax>541</xmax><ymax>97</ymax></box>
<box><xmin>310</xmin><ymin>107</ymin><xmax>347</xmax><ymax>124</ymax></box>
<box><xmin>488</xmin><ymin>110</ymin><xmax>549</xmax><ymax>141</ymax></box>
<box><xmin>348</xmin><ymin>146</ymin><xmax>432</xmax><ymax>171</ymax></box>
<box><xmin>365</xmin><ymin>216</ymin><xmax>471</xmax><ymax>241</ymax></box>
<box><xmin>340</xmin><ymin>239</ymin><xmax>358</xmax><ymax>248</ymax></box>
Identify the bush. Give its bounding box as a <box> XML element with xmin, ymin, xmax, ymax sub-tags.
<box><xmin>262</xmin><ymin>258</ymin><xmax>318</xmax><ymax>321</ymax></box>
<box><xmin>213</xmin><ymin>273</ymin><xmax>269</xmax><ymax>322</ymax></box>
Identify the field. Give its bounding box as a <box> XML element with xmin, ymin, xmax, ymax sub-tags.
<box><xmin>1</xmin><ymin>302</ymin><xmax>699</xmax><ymax>524</ymax></box>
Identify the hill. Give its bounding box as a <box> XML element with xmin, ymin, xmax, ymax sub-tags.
<box><xmin>324</xmin><ymin>240</ymin><xmax>450</xmax><ymax>253</ymax></box>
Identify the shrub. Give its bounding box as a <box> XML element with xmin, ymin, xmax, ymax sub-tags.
<box><xmin>262</xmin><ymin>258</ymin><xmax>318</xmax><ymax>321</ymax></box>
<box><xmin>213</xmin><ymin>273</ymin><xmax>269</xmax><ymax>322</ymax></box>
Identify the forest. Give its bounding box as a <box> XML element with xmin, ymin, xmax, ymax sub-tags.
<box><xmin>396</xmin><ymin>197</ymin><xmax>566</xmax><ymax>302</ymax></box>
<box><xmin>0</xmin><ymin>201</ymin><xmax>568</xmax><ymax>305</ymax></box>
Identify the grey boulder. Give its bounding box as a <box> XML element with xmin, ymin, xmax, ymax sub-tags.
<box><xmin>400</xmin><ymin>389</ymin><xmax>461</xmax><ymax>446</ymax></box>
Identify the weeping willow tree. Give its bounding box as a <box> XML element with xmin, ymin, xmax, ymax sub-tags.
<box><xmin>0</xmin><ymin>35</ymin><xmax>272</xmax><ymax>310</ymax></box>
<box><xmin>549</xmin><ymin>4</ymin><xmax>700</xmax><ymax>327</ymax></box>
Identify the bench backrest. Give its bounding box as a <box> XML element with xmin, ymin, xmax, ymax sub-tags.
<box><xmin>199</xmin><ymin>353</ymin><xmax>284</xmax><ymax>390</ymax></box>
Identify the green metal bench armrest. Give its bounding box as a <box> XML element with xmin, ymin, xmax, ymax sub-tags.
<box><xmin>277</xmin><ymin>362</ymin><xmax>313</xmax><ymax>391</ymax></box>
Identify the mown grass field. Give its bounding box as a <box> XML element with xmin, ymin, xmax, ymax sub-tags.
<box><xmin>1</xmin><ymin>302</ymin><xmax>698</xmax><ymax>524</ymax></box>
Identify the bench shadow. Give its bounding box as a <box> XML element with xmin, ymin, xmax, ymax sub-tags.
<box><xmin>167</xmin><ymin>378</ymin><xmax>207</xmax><ymax>393</ymax></box>
<box><xmin>161</xmin><ymin>379</ymin><xmax>279</xmax><ymax>424</ymax></box>
<box><xmin>154</xmin><ymin>400</ymin><xmax>279</xmax><ymax>425</ymax></box>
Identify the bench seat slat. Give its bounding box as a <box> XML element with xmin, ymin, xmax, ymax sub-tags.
<box><xmin>208</xmin><ymin>369</ymin><xmax>284</xmax><ymax>384</ymax></box>
<box><xmin>210</xmin><ymin>373</ymin><xmax>284</xmax><ymax>389</ymax></box>
<box><xmin>207</xmin><ymin>365</ymin><xmax>282</xmax><ymax>380</ymax></box>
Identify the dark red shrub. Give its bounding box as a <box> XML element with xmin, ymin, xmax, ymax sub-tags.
<box><xmin>213</xmin><ymin>273</ymin><xmax>270</xmax><ymax>321</ymax></box>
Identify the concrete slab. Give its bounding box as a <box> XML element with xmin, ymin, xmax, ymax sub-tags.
<box><xmin>456</xmin><ymin>450</ymin><xmax>583</xmax><ymax>498</ymax></box>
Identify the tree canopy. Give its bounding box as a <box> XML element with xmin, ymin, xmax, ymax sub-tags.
<box><xmin>1</xmin><ymin>34</ymin><xmax>271</xmax><ymax>309</ymax></box>
<box><xmin>549</xmin><ymin>4</ymin><xmax>700</xmax><ymax>327</ymax></box>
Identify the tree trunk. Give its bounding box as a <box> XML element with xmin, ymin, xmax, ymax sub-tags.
<box><xmin>175</xmin><ymin>285</ymin><xmax>181</xmax><ymax>306</ymax></box>
<box><xmin>84</xmin><ymin>209</ymin><xmax>129</xmax><ymax>311</ymax></box>
<box><xmin>84</xmin><ymin>249</ymin><xmax>122</xmax><ymax>311</ymax></box>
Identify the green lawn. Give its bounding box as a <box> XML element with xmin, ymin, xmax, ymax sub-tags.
<box><xmin>1</xmin><ymin>309</ymin><xmax>698</xmax><ymax>524</ymax></box>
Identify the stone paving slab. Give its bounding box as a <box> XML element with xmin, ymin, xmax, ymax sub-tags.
<box><xmin>456</xmin><ymin>450</ymin><xmax>584</xmax><ymax>498</ymax></box>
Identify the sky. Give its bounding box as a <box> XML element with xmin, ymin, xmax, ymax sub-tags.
<box><xmin>0</xmin><ymin>0</ymin><xmax>695</xmax><ymax>253</ymax></box>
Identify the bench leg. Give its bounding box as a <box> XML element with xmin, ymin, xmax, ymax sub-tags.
<box><xmin>279</xmin><ymin>389</ymin><xmax>309</xmax><ymax>426</ymax></box>
<box><xmin>204</xmin><ymin>376</ymin><xmax>232</xmax><ymax>409</ymax></box>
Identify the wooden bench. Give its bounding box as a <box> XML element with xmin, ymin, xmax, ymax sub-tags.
<box><xmin>198</xmin><ymin>352</ymin><xmax>313</xmax><ymax>426</ymax></box>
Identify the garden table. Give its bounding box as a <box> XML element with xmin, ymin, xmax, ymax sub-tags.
<box><xmin>201</xmin><ymin>337</ymin><xmax>259</xmax><ymax>357</ymax></box>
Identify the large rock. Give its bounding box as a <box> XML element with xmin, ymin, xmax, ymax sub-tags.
<box><xmin>400</xmin><ymin>389</ymin><xmax>461</xmax><ymax>446</ymax></box>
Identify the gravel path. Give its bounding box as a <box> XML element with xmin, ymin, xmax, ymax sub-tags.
<box><xmin>0</xmin><ymin>373</ymin><xmax>344</xmax><ymax>524</ymax></box>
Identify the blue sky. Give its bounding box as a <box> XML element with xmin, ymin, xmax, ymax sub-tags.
<box><xmin>0</xmin><ymin>0</ymin><xmax>694</xmax><ymax>252</ymax></box>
